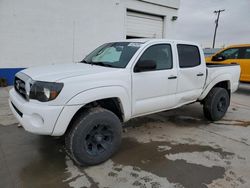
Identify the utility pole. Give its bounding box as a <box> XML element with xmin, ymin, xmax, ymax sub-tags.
<box><xmin>212</xmin><ymin>9</ymin><xmax>225</xmax><ymax>48</ymax></box>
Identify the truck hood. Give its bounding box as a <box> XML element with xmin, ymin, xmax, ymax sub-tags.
<box><xmin>21</xmin><ymin>63</ymin><xmax>119</xmax><ymax>82</ymax></box>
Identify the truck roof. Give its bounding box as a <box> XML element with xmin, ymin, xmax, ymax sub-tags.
<box><xmin>110</xmin><ymin>38</ymin><xmax>200</xmax><ymax>46</ymax></box>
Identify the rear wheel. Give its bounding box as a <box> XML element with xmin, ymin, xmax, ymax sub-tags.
<box><xmin>65</xmin><ymin>107</ymin><xmax>122</xmax><ymax>166</ymax></box>
<box><xmin>203</xmin><ymin>87</ymin><xmax>230</xmax><ymax>121</ymax></box>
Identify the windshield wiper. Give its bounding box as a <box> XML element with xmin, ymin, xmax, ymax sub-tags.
<box><xmin>91</xmin><ymin>62</ymin><xmax>116</xmax><ymax>68</ymax></box>
<box><xmin>80</xmin><ymin>60</ymin><xmax>116</xmax><ymax>68</ymax></box>
<box><xmin>80</xmin><ymin>59</ymin><xmax>91</xmax><ymax>64</ymax></box>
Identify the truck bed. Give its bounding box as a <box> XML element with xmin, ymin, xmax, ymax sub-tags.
<box><xmin>204</xmin><ymin>63</ymin><xmax>240</xmax><ymax>94</ymax></box>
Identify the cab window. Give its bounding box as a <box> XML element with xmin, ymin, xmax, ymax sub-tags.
<box><xmin>177</xmin><ymin>44</ymin><xmax>201</xmax><ymax>68</ymax></box>
<box><xmin>135</xmin><ymin>44</ymin><xmax>173</xmax><ymax>71</ymax></box>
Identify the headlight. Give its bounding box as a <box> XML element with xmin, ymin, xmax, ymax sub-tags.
<box><xmin>29</xmin><ymin>81</ymin><xmax>64</xmax><ymax>102</ymax></box>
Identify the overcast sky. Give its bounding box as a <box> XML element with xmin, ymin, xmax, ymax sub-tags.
<box><xmin>173</xmin><ymin>0</ymin><xmax>250</xmax><ymax>48</ymax></box>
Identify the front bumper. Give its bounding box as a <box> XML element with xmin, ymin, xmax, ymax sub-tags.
<box><xmin>9</xmin><ymin>88</ymin><xmax>64</xmax><ymax>135</ymax></box>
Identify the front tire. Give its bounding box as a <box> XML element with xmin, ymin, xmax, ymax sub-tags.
<box><xmin>203</xmin><ymin>87</ymin><xmax>230</xmax><ymax>121</ymax></box>
<box><xmin>65</xmin><ymin>107</ymin><xmax>122</xmax><ymax>166</ymax></box>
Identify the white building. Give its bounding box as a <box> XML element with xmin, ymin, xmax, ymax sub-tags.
<box><xmin>0</xmin><ymin>0</ymin><xmax>180</xmax><ymax>85</ymax></box>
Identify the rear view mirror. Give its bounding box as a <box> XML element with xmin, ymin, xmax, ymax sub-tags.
<box><xmin>115</xmin><ymin>46</ymin><xmax>123</xmax><ymax>52</ymax></box>
<box><xmin>134</xmin><ymin>60</ymin><xmax>156</xmax><ymax>72</ymax></box>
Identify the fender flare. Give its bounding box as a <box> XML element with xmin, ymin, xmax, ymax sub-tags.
<box><xmin>67</xmin><ymin>86</ymin><xmax>131</xmax><ymax>119</ymax></box>
<box><xmin>52</xmin><ymin>86</ymin><xmax>131</xmax><ymax>136</ymax></box>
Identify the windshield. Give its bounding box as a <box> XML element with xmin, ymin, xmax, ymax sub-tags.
<box><xmin>81</xmin><ymin>42</ymin><xmax>142</xmax><ymax>68</ymax></box>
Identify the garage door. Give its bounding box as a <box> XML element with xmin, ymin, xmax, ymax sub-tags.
<box><xmin>126</xmin><ymin>11</ymin><xmax>164</xmax><ymax>39</ymax></box>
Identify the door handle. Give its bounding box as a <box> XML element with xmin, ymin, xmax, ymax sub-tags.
<box><xmin>197</xmin><ymin>73</ymin><xmax>204</xmax><ymax>77</ymax></box>
<box><xmin>168</xmin><ymin>75</ymin><xmax>177</xmax><ymax>79</ymax></box>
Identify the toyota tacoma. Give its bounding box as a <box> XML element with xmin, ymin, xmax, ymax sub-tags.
<box><xmin>9</xmin><ymin>39</ymin><xmax>240</xmax><ymax>165</ymax></box>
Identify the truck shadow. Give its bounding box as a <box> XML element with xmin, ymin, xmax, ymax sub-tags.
<box><xmin>0</xmin><ymin>124</ymin><xmax>70</xmax><ymax>188</ymax></box>
<box><xmin>124</xmin><ymin>103</ymin><xmax>210</xmax><ymax>129</ymax></box>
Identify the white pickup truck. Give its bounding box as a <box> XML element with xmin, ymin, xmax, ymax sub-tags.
<box><xmin>9</xmin><ymin>39</ymin><xmax>240</xmax><ymax>166</ymax></box>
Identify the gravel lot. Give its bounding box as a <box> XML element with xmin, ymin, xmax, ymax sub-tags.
<box><xmin>1</xmin><ymin>84</ymin><xmax>250</xmax><ymax>188</ymax></box>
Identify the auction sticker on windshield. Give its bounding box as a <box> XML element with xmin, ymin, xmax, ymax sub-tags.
<box><xmin>128</xmin><ymin>43</ymin><xmax>142</xmax><ymax>47</ymax></box>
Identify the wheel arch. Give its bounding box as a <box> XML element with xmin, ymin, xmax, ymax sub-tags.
<box><xmin>199</xmin><ymin>74</ymin><xmax>232</xmax><ymax>101</ymax></box>
<box><xmin>52</xmin><ymin>86</ymin><xmax>130</xmax><ymax>136</ymax></box>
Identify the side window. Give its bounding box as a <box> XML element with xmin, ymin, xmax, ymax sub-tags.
<box><xmin>218</xmin><ymin>48</ymin><xmax>239</xmax><ymax>59</ymax></box>
<box><xmin>177</xmin><ymin>44</ymin><xmax>201</xmax><ymax>68</ymax></box>
<box><xmin>242</xmin><ymin>48</ymin><xmax>250</xmax><ymax>59</ymax></box>
<box><xmin>136</xmin><ymin>44</ymin><xmax>172</xmax><ymax>71</ymax></box>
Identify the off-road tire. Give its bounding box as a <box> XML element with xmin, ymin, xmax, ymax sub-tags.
<box><xmin>65</xmin><ymin>107</ymin><xmax>122</xmax><ymax>166</ymax></box>
<box><xmin>203</xmin><ymin>87</ymin><xmax>230</xmax><ymax>121</ymax></box>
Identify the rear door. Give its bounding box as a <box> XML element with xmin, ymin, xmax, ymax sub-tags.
<box><xmin>176</xmin><ymin>44</ymin><xmax>206</xmax><ymax>105</ymax></box>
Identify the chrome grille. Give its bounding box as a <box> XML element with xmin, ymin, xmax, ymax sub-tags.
<box><xmin>14</xmin><ymin>72</ymin><xmax>32</xmax><ymax>100</ymax></box>
<box><xmin>14</xmin><ymin>76</ymin><xmax>27</xmax><ymax>100</ymax></box>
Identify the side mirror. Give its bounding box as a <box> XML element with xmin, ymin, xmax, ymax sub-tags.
<box><xmin>212</xmin><ymin>55</ymin><xmax>225</xmax><ymax>61</ymax></box>
<box><xmin>134</xmin><ymin>60</ymin><xmax>157</xmax><ymax>72</ymax></box>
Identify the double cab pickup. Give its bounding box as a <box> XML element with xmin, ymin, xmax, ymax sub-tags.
<box><xmin>9</xmin><ymin>39</ymin><xmax>240</xmax><ymax>165</ymax></box>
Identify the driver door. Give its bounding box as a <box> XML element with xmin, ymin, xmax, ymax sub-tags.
<box><xmin>132</xmin><ymin>44</ymin><xmax>177</xmax><ymax>117</ymax></box>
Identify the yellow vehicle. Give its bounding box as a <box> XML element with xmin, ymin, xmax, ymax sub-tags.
<box><xmin>206</xmin><ymin>44</ymin><xmax>250</xmax><ymax>82</ymax></box>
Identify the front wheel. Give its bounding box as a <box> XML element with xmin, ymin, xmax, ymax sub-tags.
<box><xmin>203</xmin><ymin>87</ymin><xmax>230</xmax><ymax>121</ymax></box>
<box><xmin>65</xmin><ymin>107</ymin><xmax>122</xmax><ymax>166</ymax></box>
